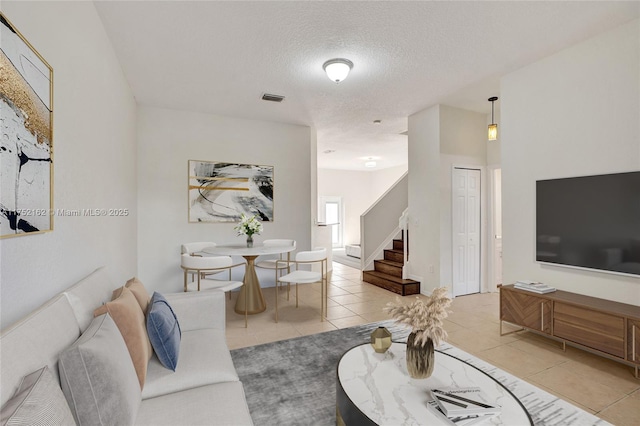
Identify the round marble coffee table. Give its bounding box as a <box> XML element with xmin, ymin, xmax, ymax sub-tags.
<box><xmin>336</xmin><ymin>343</ymin><xmax>532</xmax><ymax>425</ymax></box>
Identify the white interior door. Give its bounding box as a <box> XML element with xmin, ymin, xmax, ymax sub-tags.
<box><xmin>452</xmin><ymin>168</ymin><xmax>481</xmax><ymax>297</ymax></box>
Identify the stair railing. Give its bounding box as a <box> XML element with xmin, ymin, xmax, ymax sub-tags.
<box><xmin>399</xmin><ymin>208</ymin><xmax>409</xmax><ymax>279</ymax></box>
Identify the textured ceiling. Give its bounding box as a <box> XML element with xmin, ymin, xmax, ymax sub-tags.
<box><xmin>94</xmin><ymin>1</ymin><xmax>639</xmax><ymax>170</ymax></box>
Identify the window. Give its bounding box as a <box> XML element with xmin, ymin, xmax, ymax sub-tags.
<box><xmin>319</xmin><ymin>196</ymin><xmax>343</xmax><ymax>248</ymax></box>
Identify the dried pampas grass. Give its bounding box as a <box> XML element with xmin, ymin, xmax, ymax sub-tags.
<box><xmin>384</xmin><ymin>287</ymin><xmax>451</xmax><ymax>347</ymax></box>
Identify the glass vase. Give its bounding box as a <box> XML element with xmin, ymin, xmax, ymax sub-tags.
<box><xmin>406</xmin><ymin>331</ymin><xmax>434</xmax><ymax>379</ymax></box>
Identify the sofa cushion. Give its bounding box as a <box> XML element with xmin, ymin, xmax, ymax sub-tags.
<box><xmin>59</xmin><ymin>314</ymin><xmax>141</xmax><ymax>426</ymax></box>
<box><xmin>136</xmin><ymin>381</ymin><xmax>253</xmax><ymax>425</ymax></box>
<box><xmin>147</xmin><ymin>292</ymin><xmax>181</xmax><ymax>371</ymax></box>
<box><xmin>163</xmin><ymin>291</ymin><xmax>226</xmax><ymax>332</ymax></box>
<box><xmin>63</xmin><ymin>267</ymin><xmax>117</xmax><ymax>332</ymax></box>
<box><xmin>0</xmin><ymin>295</ymin><xmax>80</xmax><ymax>408</ymax></box>
<box><xmin>0</xmin><ymin>366</ymin><xmax>75</xmax><ymax>426</ymax></box>
<box><xmin>125</xmin><ymin>277</ymin><xmax>151</xmax><ymax>313</ymax></box>
<box><xmin>142</xmin><ymin>329</ymin><xmax>239</xmax><ymax>400</ymax></box>
<box><xmin>94</xmin><ymin>286</ymin><xmax>152</xmax><ymax>388</ymax></box>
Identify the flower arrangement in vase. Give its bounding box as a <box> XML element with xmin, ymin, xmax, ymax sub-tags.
<box><xmin>384</xmin><ymin>287</ymin><xmax>451</xmax><ymax>378</ymax></box>
<box><xmin>234</xmin><ymin>213</ymin><xmax>263</xmax><ymax>247</ymax></box>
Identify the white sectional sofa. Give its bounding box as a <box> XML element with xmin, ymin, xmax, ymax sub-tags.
<box><xmin>0</xmin><ymin>267</ymin><xmax>254</xmax><ymax>425</ymax></box>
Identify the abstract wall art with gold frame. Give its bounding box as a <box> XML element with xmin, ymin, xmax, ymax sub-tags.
<box><xmin>0</xmin><ymin>13</ymin><xmax>53</xmax><ymax>238</ymax></box>
<box><xmin>188</xmin><ymin>160</ymin><xmax>274</xmax><ymax>223</ymax></box>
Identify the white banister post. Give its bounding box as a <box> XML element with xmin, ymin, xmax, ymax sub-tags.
<box><xmin>399</xmin><ymin>208</ymin><xmax>409</xmax><ymax>279</ymax></box>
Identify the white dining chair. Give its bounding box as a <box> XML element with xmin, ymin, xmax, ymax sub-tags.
<box><xmin>181</xmin><ymin>242</ymin><xmax>219</xmax><ymax>283</ymax></box>
<box><xmin>256</xmin><ymin>239</ymin><xmax>296</xmax><ymax>296</ymax></box>
<box><xmin>181</xmin><ymin>242</ymin><xmax>216</xmax><ymax>255</ymax></box>
<box><xmin>275</xmin><ymin>247</ymin><xmax>327</xmax><ymax>323</ymax></box>
<box><xmin>180</xmin><ymin>253</ymin><xmax>249</xmax><ymax>327</ymax></box>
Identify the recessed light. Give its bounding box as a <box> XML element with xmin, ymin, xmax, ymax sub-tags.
<box><xmin>373</xmin><ymin>120</ymin><xmax>381</xmax><ymax>124</ymax></box>
<box><xmin>364</xmin><ymin>157</ymin><xmax>377</xmax><ymax>168</ymax></box>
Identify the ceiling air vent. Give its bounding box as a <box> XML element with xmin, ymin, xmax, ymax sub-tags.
<box><xmin>261</xmin><ymin>93</ymin><xmax>285</xmax><ymax>102</ymax></box>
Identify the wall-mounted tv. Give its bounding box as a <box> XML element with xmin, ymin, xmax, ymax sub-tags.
<box><xmin>536</xmin><ymin>171</ymin><xmax>640</xmax><ymax>277</ymax></box>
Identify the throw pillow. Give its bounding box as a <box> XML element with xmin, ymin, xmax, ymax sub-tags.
<box><xmin>58</xmin><ymin>314</ymin><xmax>141</xmax><ymax>426</ymax></box>
<box><xmin>147</xmin><ymin>292</ymin><xmax>182</xmax><ymax>371</ymax></box>
<box><xmin>94</xmin><ymin>286</ymin><xmax>152</xmax><ymax>388</ymax></box>
<box><xmin>125</xmin><ymin>277</ymin><xmax>151</xmax><ymax>313</ymax></box>
<box><xmin>0</xmin><ymin>366</ymin><xmax>75</xmax><ymax>426</ymax></box>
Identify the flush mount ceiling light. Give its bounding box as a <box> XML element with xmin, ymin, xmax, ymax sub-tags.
<box><xmin>488</xmin><ymin>96</ymin><xmax>498</xmax><ymax>141</ymax></box>
<box><xmin>364</xmin><ymin>157</ymin><xmax>377</xmax><ymax>168</ymax></box>
<box><xmin>323</xmin><ymin>58</ymin><xmax>353</xmax><ymax>83</ymax></box>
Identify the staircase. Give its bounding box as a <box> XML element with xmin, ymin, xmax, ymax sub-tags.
<box><xmin>362</xmin><ymin>234</ymin><xmax>420</xmax><ymax>296</ymax></box>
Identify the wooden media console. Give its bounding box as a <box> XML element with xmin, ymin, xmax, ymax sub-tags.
<box><xmin>500</xmin><ymin>284</ymin><xmax>640</xmax><ymax>378</ymax></box>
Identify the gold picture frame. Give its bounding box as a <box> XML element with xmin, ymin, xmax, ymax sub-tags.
<box><xmin>0</xmin><ymin>12</ymin><xmax>54</xmax><ymax>238</ymax></box>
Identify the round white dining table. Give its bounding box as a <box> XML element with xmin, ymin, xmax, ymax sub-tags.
<box><xmin>202</xmin><ymin>243</ymin><xmax>296</xmax><ymax>315</ymax></box>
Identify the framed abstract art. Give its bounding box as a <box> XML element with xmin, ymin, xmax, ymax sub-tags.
<box><xmin>0</xmin><ymin>13</ymin><xmax>53</xmax><ymax>238</ymax></box>
<box><xmin>188</xmin><ymin>160</ymin><xmax>274</xmax><ymax>223</ymax></box>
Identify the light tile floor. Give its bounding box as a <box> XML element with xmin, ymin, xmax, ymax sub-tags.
<box><xmin>225</xmin><ymin>262</ymin><xmax>639</xmax><ymax>425</ymax></box>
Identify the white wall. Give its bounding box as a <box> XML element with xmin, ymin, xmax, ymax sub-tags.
<box><xmin>370</xmin><ymin>165</ymin><xmax>408</xmax><ymax>200</ymax></box>
<box><xmin>136</xmin><ymin>106</ymin><xmax>311</xmax><ymax>292</ymax></box>
<box><xmin>318</xmin><ymin>165</ymin><xmax>407</xmax><ymax>245</ymax></box>
<box><xmin>439</xmin><ymin>105</ymin><xmax>488</xmax><ymax>291</ymax></box>
<box><xmin>408</xmin><ymin>105</ymin><xmax>441</xmax><ymax>291</ymax></box>
<box><xmin>408</xmin><ymin>104</ymin><xmax>489</xmax><ymax>294</ymax></box>
<box><xmin>0</xmin><ymin>2</ymin><xmax>137</xmax><ymax>328</ymax></box>
<box><xmin>501</xmin><ymin>19</ymin><xmax>640</xmax><ymax>305</ymax></box>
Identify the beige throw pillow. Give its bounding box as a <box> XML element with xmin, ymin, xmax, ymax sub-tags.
<box><xmin>94</xmin><ymin>287</ymin><xmax>152</xmax><ymax>389</ymax></box>
<box><xmin>124</xmin><ymin>277</ymin><xmax>151</xmax><ymax>313</ymax></box>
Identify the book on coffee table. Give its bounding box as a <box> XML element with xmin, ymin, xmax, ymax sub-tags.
<box><xmin>430</xmin><ymin>387</ymin><xmax>501</xmax><ymax>418</ymax></box>
<box><xmin>426</xmin><ymin>400</ymin><xmax>496</xmax><ymax>426</ymax></box>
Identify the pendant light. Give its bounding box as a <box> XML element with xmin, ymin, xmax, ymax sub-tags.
<box><xmin>488</xmin><ymin>96</ymin><xmax>498</xmax><ymax>141</ymax></box>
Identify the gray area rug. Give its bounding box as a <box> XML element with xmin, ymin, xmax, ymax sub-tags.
<box><xmin>231</xmin><ymin>321</ymin><xmax>409</xmax><ymax>426</ymax></box>
<box><xmin>230</xmin><ymin>320</ymin><xmax>607</xmax><ymax>426</ymax></box>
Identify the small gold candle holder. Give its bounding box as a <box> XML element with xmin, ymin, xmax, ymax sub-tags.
<box><xmin>370</xmin><ymin>326</ymin><xmax>392</xmax><ymax>353</ymax></box>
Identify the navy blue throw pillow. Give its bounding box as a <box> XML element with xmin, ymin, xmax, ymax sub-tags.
<box><xmin>146</xmin><ymin>292</ymin><xmax>181</xmax><ymax>371</ymax></box>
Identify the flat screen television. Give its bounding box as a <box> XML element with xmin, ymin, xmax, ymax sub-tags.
<box><xmin>536</xmin><ymin>171</ymin><xmax>640</xmax><ymax>277</ymax></box>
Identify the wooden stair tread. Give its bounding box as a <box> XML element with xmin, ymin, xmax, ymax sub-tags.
<box><xmin>375</xmin><ymin>259</ymin><xmax>403</xmax><ymax>268</ymax></box>
<box><xmin>385</xmin><ymin>249</ymin><xmax>404</xmax><ymax>255</ymax></box>
<box><xmin>364</xmin><ymin>230</ymin><xmax>416</xmax><ymax>295</ymax></box>
<box><xmin>363</xmin><ymin>270</ymin><xmax>419</xmax><ymax>285</ymax></box>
